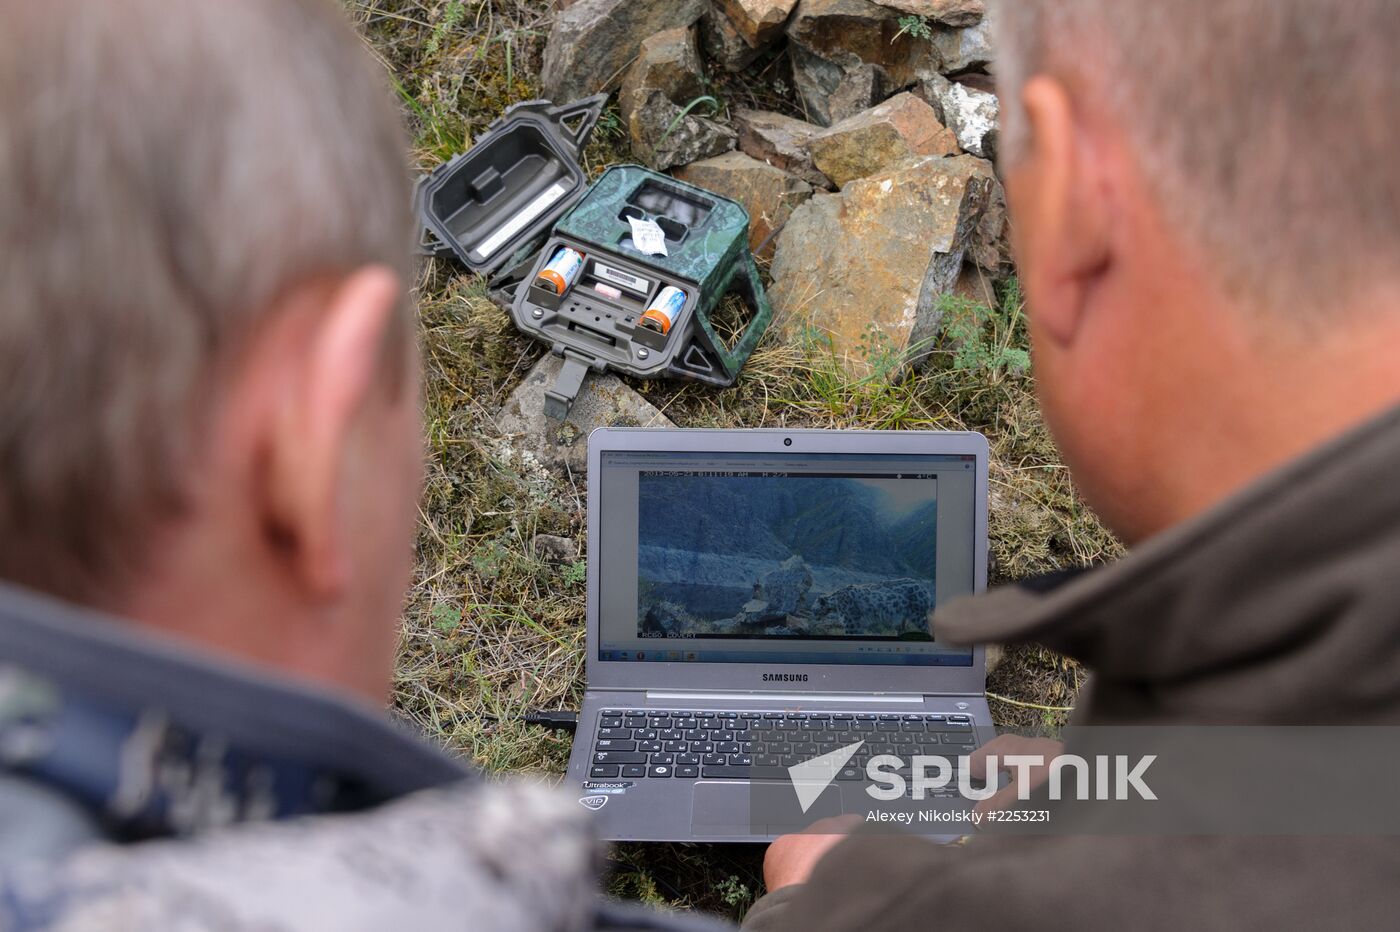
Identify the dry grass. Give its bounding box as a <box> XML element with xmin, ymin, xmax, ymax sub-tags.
<box><xmin>351</xmin><ymin>0</ymin><xmax>1121</xmax><ymax>919</ymax></box>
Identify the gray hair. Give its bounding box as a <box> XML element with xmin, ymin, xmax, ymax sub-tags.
<box><xmin>994</xmin><ymin>0</ymin><xmax>1400</xmax><ymax>315</ymax></box>
<box><xmin>0</xmin><ymin>0</ymin><xmax>414</xmax><ymax>603</ymax></box>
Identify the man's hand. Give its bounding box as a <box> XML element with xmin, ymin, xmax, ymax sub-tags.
<box><xmin>763</xmin><ymin>816</ymin><xmax>860</xmax><ymax>891</ymax></box>
<box><xmin>967</xmin><ymin>735</ymin><xmax>1065</xmax><ymax>815</ymax></box>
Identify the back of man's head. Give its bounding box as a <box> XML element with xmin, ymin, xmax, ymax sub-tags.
<box><xmin>0</xmin><ymin>0</ymin><xmax>412</xmax><ymax>603</ymax></box>
<box><xmin>997</xmin><ymin>0</ymin><xmax>1400</xmax><ymax>315</ymax></box>
<box><xmin>992</xmin><ymin>0</ymin><xmax>1400</xmax><ymax>541</ymax></box>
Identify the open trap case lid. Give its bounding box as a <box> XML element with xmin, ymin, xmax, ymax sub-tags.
<box><xmin>413</xmin><ymin>95</ymin><xmax>607</xmax><ymax>278</ymax></box>
<box><xmin>502</xmin><ymin>165</ymin><xmax>774</xmax><ymax>419</ymax></box>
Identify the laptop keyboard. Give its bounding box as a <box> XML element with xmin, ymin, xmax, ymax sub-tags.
<box><xmin>588</xmin><ymin>710</ymin><xmax>979</xmax><ymax>780</ymax></box>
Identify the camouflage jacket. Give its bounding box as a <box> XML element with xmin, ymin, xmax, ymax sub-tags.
<box><xmin>0</xmin><ymin>584</ymin><xmax>729</xmax><ymax>932</ymax></box>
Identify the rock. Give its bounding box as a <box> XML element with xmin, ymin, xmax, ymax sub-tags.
<box><xmin>618</xmin><ymin>26</ymin><xmax>737</xmax><ymax>170</ymax></box>
<box><xmin>641</xmin><ymin>601</ymin><xmax>691</xmax><ymax>637</ymax></box>
<box><xmin>540</xmin><ymin>0</ymin><xmax>708</xmax><ymax>103</ymax></box>
<box><xmin>494</xmin><ymin>353</ymin><xmax>675</xmax><ymax>478</ymax></box>
<box><xmin>786</xmin><ymin>0</ymin><xmax>940</xmax><ymax>125</ymax></box>
<box><xmin>719</xmin><ymin>0</ymin><xmax>800</xmax><ymax>45</ymax></box>
<box><xmin>634</xmin><ymin>91</ymin><xmax>737</xmax><ymax>170</ymax></box>
<box><xmin>674</xmin><ymin>151</ymin><xmax>813</xmax><ymax>257</ymax></box>
<box><xmin>619</xmin><ymin>27</ymin><xmax>708</xmax><ymax>163</ymax></box>
<box><xmin>825</xmin><ymin>62</ymin><xmax>882</xmax><ymax>124</ymax></box>
<box><xmin>917</xmin><ymin>73</ymin><xmax>999</xmax><ymax>158</ymax></box>
<box><xmin>700</xmin><ymin>6</ymin><xmax>764</xmax><ymax>73</ymax></box>
<box><xmin>532</xmin><ymin>534</ymin><xmax>579</xmax><ymax>564</ymax></box>
<box><xmin>619</xmin><ymin>27</ymin><xmax>705</xmax><ymax>117</ymax></box>
<box><xmin>768</xmin><ymin>154</ymin><xmax>993</xmax><ymax>373</ymax></box>
<box><xmin>734</xmin><ymin>109</ymin><xmax>832</xmax><ymax>189</ymax></box>
<box><xmin>955</xmin><ymin>71</ymin><xmax>997</xmax><ymax>94</ymax></box>
<box><xmin>932</xmin><ymin>17</ymin><xmax>994</xmax><ymax>73</ymax></box>
<box><xmin>753</xmin><ymin>555</ymin><xmax>814</xmax><ymax>615</ymax></box>
<box><xmin>807</xmin><ymin>92</ymin><xmax>959</xmax><ymax>187</ymax></box>
<box><xmin>963</xmin><ymin>157</ymin><xmax>1012</xmax><ymax>275</ymax></box>
<box><xmin>870</xmin><ymin>0</ymin><xmax>983</xmax><ymax>26</ymax></box>
<box><xmin>953</xmin><ymin>260</ymin><xmax>999</xmax><ymax>308</ymax></box>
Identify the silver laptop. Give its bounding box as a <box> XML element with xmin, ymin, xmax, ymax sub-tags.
<box><xmin>564</xmin><ymin>428</ymin><xmax>993</xmax><ymax>841</ymax></box>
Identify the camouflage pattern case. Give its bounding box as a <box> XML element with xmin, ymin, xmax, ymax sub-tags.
<box><xmin>504</xmin><ymin>165</ymin><xmax>773</xmax><ymax>419</ymax></box>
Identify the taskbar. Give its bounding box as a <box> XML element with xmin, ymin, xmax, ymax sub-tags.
<box><xmin>597</xmin><ymin>648</ymin><xmax>974</xmax><ymax>666</ymax></box>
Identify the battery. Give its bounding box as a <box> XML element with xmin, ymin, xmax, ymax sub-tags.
<box><xmin>639</xmin><ymin>286</ymin><xmax>685</xmax><ymax>335</ymax></box>
<box><xmin>535</xmin><ymin>246</ymin><xmax>585</xmax><ymax>295</ymax></box>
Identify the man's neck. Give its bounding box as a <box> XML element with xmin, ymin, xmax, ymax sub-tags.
<box><xmin>1144</xmin><ymin>290</ymin><xmax>1400</xmax><ymax>541</ymax></box>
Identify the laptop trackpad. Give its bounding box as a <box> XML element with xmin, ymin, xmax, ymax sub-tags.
<box><xmin>691</xmin><ymin>783</ymin><xmax>753</xmax><ymax>837</ymax></box>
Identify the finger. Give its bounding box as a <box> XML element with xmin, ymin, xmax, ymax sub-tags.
<box><xmin>796</xmin><ymin>814</ymin><xmax>861</xmax><ymax>836</ymax></box>
<box><xmin>967</xmin><ymin>735</ymin><xmax>1043</xmax><ymax>779</ymax></box>
<box><xmin>973</xmin><ymin>777</ymin><xmax>1026</xmax><ymax>816</ymax></box>
<box><xmin>764</xmin><ymin>830</ymin><xmax>851</xmax><ymax>891</ymax></box>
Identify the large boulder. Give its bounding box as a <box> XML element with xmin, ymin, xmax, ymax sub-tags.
<box><xmin>768</xmin><ymin>154</ymin><xmax>993</xmax><ymax>372</ymax></box>
<box><xmin>734</xmin><ymin>109</ymin><xmax>832</xmax><ymax>188</ymax></box>
<box><xmin>786</xmin><ymin>0</ymin><xmax>940</xmax><ymax>125</ymax></box>
<box><xmin>494</xmin><ymin>353</ymin><xmax>675</xmax><ymax>478</ymax></box>
<box><xmin>674</xmin><ymin>151</ymin><xmax>813</xmax><ymax>258</ymax></box>
<box><xmin>719</xmin><ymin>0</ymin><xmax>801</xmax><ymax>45</ymax></box>
<box><xmin>870</xmin><ymin>0</ymin><xmax>983</xmax><ymax>26</ymax></box>
<box><xmin>807</xmin><ymin>92</ymin><xmax>959</xmax><ymax>187</ymax></box>
<box><xmin>540</xmin><ymin>0</ymin><xmax>708</xmax><ymax>102</ymax></box>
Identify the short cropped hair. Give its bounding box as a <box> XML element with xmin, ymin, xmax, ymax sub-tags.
<box><xmin>0</xmin><ymin>0</ymin><xmax>413</xmax><ymax>604</ymax></box>
<box><xmin>994</xmin><ymin>0</ymin><xmax>1400</xmax><ymax>315</ymax></box>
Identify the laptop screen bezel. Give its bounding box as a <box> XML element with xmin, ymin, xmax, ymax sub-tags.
<box><xmin>586</xmin><ymin>428</ymin><xmax>989</xmax><ymax>695</ymax></box>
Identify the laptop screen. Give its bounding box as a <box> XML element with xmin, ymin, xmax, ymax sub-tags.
<box><xmin>596</xmin><ymin>449</ymin><xmax>978</xmax><ymax>667</ymax></box>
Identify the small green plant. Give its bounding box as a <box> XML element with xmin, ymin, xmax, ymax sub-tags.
<box><xmin>425</xmin><ymin>0</ymin><xmax>465</xmax><ymax>56</ymax></box>
<box><xmin>471</xmin><ymin>541</ymin><xmax>510</xmax><ymax>579</ymax></box>
<box><xmin>937</xmin><ymin>282</ymin><xmax>1031</xmax><ymax>377</ymax></box>
<box><xmin>430</xmin><ymin>601</ymin><xmax>462</xmax><ymax>633</ymax></box>
<box><xmin>654</xmin><ymin>95</ymin><xmax>722</xmax><ymax>154</ymax></box>
<box><xmin>562</xmin><ymin>560</ymin><xmax>587</xmax><ymax>586</ymax></box>
<box><xmin>715</xmin><ymin>876</ymin><xmax>753</xmax><ymax>909</ymax></box>
<box><xmin>490</xmin><ymin>27</ymin><xmax>541</xmax><ymax>92</ymax></box>
<box><xmin>595</xmin><ymin>106</ymin><xmax>624</xmax><ymax>141</ymax></box>
<box><xmin>857</xmin><ymin>323</ymin><xmax>905</xmax><ymax>379</ymax></box>
<box><xmin>894</xmin><ymin>14</ymin><xmax>934</xmax><ymax>42</ymax></box>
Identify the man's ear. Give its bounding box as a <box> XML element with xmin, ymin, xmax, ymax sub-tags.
<box><xmin>264</xmin><ymin>266</ymin><xmax>403</xmax><ymax>600</ymax></box>
<box><xmin>1007</xmin><ymin>76</ymin><xmax>1114</xmax><ymax>347</ymax></box>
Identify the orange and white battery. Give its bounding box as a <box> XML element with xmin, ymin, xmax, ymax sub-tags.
<box><xmin>535</xmin><ymin>246</ymin><xmax>585</xmax><ymax>295</ymax></box>
<box><xmin>639</xmin><ymin>286</ymin><xmax>685</xmax><ymax>335</ymax></box>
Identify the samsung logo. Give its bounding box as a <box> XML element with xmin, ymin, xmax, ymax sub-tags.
<box><xmin>763</xmin><ymin>673</ymin><xmax>809</xmax><ymax>682</ymax></box>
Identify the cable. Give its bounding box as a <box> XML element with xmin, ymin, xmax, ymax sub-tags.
<box><xmin>986</xmin><ymin>691</ymin><xmax>1075</xmax><ymax>713</ymax></box>
<box><xmin>521</xmin><ymin>709</ymin><xmax>579</xmax><ymax>733</ymax></box>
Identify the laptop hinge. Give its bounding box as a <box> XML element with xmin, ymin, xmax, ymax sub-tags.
<box><xmin>645</xmin><ymin>690</ymin><xmax>927</xmax><ymax>704</ymax></box>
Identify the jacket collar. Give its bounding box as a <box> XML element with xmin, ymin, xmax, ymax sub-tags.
<box><xmin>0</xmin><ymin>584</ymin><xmax>468</xmax><ymax>840</ymax></box>
<box><xmin>937</xmin><ymin>403</ymin><xmax>1400</xmax><ymax>722</ymax></box>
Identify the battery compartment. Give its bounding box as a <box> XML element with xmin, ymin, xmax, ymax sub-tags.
<box><xmin>519</xmin><ymin>242</ymin><xmax>695</xmax><ymax>362</ymax></box>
